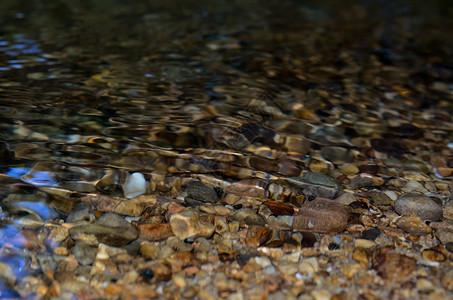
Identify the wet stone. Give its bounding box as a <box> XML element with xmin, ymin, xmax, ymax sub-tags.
<box><xmin>186</xmin><ymin>180</ymin><xmax>219</xmax><ymax>203</ymax></box>
<box><xmin>66</xmin><ymin>205</ymin><xmax>94</xmax><ymax>223</ymax></box>
<box><xmin>394</xmin><ymin>193</ymin><xmax>443</xmax><ymax>221</ymax></box>
<box><xmin>422</xmin><ymin>248</ymin><xmax>446</xmax><ymax>262</ymax></box>
<box><xmin>395</xmin><ymin>216</ymin><xmax>432</xmax><ymax>236</ymax></box>
<box><xmin>372</xmin><ymin>253</ymin><xmax>416</xmax><ymax>282</ymax></box>
<box><xmin>446</xmin><ymin>242</ymin><xmax>453</xmax><ymax>253</ymax></box>
<box><xmin>263</xmin><ymin>201</ymin><xmax>294</xmax><ymax>216</ymax></box>
<box><xmin>246</xmin><ymin>226</ymin><xmax>271</xmax><ymax>247</ymax></box>
<box><xmin>362</xmin><ymin>228</ymin><xmax>381</xmax><ymax>240</ymax></box>
<box><xmin>349</xmin><ymin>176</ymin><xmax>376</xmax><ymax>189</ymax></box>
<box><xmin>443</xmin><ymin>200</ymin><xmax>453</xmax><ymax>220</ymax></box>
<box><xmin>69</xmin><ymin>213</ymin><xmax>138</xmax><ymax>247</ymax></box>
<box><xmin>441</xmin><ymin>270</ymin><xmax>453</xmax><ymax>291</ymax></box>
<box><xmin>74</xmin><ymin>241</ymin><xmax>97</xmax><ymax>266</ymax></box>
<box><xmin>292</xmin><ymin>198</ymin><xmax>349</xmax><ymax>234</ymax></box>
<box><xmin>169</xmin><ymin>209</ymin><xmax>215</xmax><ymax>240</ymax></box>
<box><xmin>370</xmin><ymin>191</ymin><xmax>393</xmax><ymax>206</ymax></box>
<box><xmin>232</xmin><ymin>208</ymin><xmax>266</xmax><ymax>226</ymax></box>
<box><xmin>287</xmin><ymin>172</ymin><xmax>343</xmax><ymax>199</ymax></box>
<box><xmin>138</xmin><ymin>223</ymin><xmax>174</xmax><ymax>241</ymax></box>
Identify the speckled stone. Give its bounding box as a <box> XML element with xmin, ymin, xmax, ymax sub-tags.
<box><xmin>394</xmin><ymin>193</ymin><xmax>442</xmax><ymax>221</ymax></box>
<box><xmin>186</xmin><ymin>180</ymin><xmax>219</xmax><ymax>203</ymax></box>
<box><xmin>292</xmin><ymin>198</ymin><xmax>349</xmax><ymax>233</ymax></box>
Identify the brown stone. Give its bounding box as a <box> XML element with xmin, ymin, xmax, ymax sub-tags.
<box><xmin>138</xmin><ymin>224</ymin><xmax>174</xmax><ymax>241</ymax></box>
<box><xmin>394</xmin><ymin>193</ymin><xmax>443</xmax><ymax>221</ymax></box>
<box><xmin>441</xmin><ymin>269</ymin><xmax>453</xmax><ymax>291</ymax></box>
<box><xmin>352</xmin><ymin>247</ymin><xmax>370</xmax><ymax>265</ymax></box>
<box><xmin>292</xmin><ymin>198</ymin><xmax>349</xmax><ymax>233</ymax></box>
<box><xmin>246</xmin><ymin>226</ymin><xmax>271</xmax><ymax>247</ymax></box>
<box><xmin>444</xmin><ymin>201</ymin><xmax>453</xmax><ymax>220</ymax></box>
<box><xmin>225</xmin><ymin>179</ymin><xmax>267</xmax><ymax>198</ymax></box>
<box><xmin>372</xmin><ymin>253</ymin><xmax>416</xmax><ymax>282</ymax></box>
<box><xmin>169</xmin><ymin>209</ymin><xmax>215</xmax><ymax>240</ymax></box>
<box><xmin>263</xmin><ymin>201</ymin><xmax>294</xmax><ymax>216</ymax></box>
<box><xmin>422</xmin><ymin>248</ymin><xmax>446</xmax><ymax>262</ymax></box>
<box><xmin>436</xmin><ymin>167</ymin><xmax>453</xmax><ymax>177</ymax></box>
<box><xmin>395</xmin><ymin>216</ymin><xmax>432</xmax><ymax>235</ymax></box>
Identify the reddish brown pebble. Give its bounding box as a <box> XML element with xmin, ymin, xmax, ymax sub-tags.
<box><xmin>246</xmin><ymin>226</ymin><xmax>271</xmax><ymax>247</ymax></box>
<box><xmin>436</xmin><ymin>167</ymin><xmax>453</xmax><ymax>177</ymax></box>
<box><xmin>292</xmin><ymin>198</ymin><xmax>349</xmax><ymax>234</ymax></box>
<box><xmin>166</xmin><ymin>202</ymin><xmax>185</xmax><ymax>219</ymax></box>
<box><xmin>372</xmin><ymin>253</ymin><xmax>416</xmax><ymax>282</ymax></box>
<box><xmin>138</xmin><ymin>224</ymin><xmax>174</xmax><ymax>241</ymax></box>
<box><xmin>263</xmin><ymin>201</ymin><xmax>294</xmax><ymax>216</ymax></box>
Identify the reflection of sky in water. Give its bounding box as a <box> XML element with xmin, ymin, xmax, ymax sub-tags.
<box><xmin>0</xmin><ymin>33</ymin><xmax>43</xmax><ymax>70</ymax></box>
<box><xmin>0</xmin><ymin>225</ymin><xmax>29</xmax><ymax>296</ymax></box>
<box><xmin>5</xmin><ymin>167</ymin><xmax>58</xmax><ymax>187</ymax></box>
<box><xmin>14</xmin><ymin>201</ymin><xmax>58</xmax><ymax>220</ymax></box>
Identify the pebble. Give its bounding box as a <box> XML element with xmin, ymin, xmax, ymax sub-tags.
<box><xmin>434</xmin><ymin>230</ymin><xmax>453</xmax><ymax>245</ymax></box>
<box><xmin>292</xmin><ymin>198</ymin><xmax>349</xmax><ymax>233</ymax></box>
<box><xmin>352</xmin><ymin>247</ymin><xmax>369</xmax><ymax>265</ymax></box>
<box><xmin>340</xmin><ymin>163</ymin><xmax>359</xmax><ymax>175</ymax></box>
<box><xmin>354</xmin><ymin>239</ymin><xmax>376</xmax><ymax>249</ymax></box>
<box><xmin>69</xmin><ymin>213</ymin><xmax>138</xmax><ymax>247</ymax></box>
<box><xmin>422</xmin><ymin>248</ymin><xmax>446</xmax><ymax>262</ymax></box>
<box><xmin>122</xmin><ymin>172</ymin><xmax>146</xmax><ymax>199</ymax></box>
<box><xmin>74</xmin><ymin>241</ymin><xmax>97</xmax><ymax>265</ymax></box>
<box><xmin>441</xmin><ymin>270</ymin><xmax>453</xmax><ymax>291</ymax></box>
<box><xmin>361</xmin><ymin>228</ymin><xmax>381</xmax><ymax>240</ymax></box>
<box><xmin>232</xmin><ymin>208</ymin><xmax>266</xmax><ymax>226</ymax></box>
<box><xmin>443</xmin><ymin>201</ymin><xmax>453</xmax><ymax>220</ymax></box>
<box><xmin>138</xmin><ymin>224</ymin><xmax>174</xmax><ymax>241</ymax></box>
<box><xmin>246</xmin><ymin>226</ymin><xmax>271</xmax><ymax>247</ymax></box>
<box><xmin>287</xmin><ymin>172</ymin><xmax>343</xmax><ymax>199</ymax></box>
<box><xmin>370</xmin><ymin>191</ymin><xmax>393</xmax><ymax>205</ymax></box>
<box><xmin>395</xmin><ymin>216</ymin><xmax>432</xmax><ymax>235</ymax></box>
<box><xmin>114</xmin><ymin>195</ymin><xmax>157</xmax><ymax>217</ymax></box>
<box><xmin>140</xmin><ymin>242</ymin><xmax>160</xmax><ymax>260</ymax></box>
<box><xmin>372</xmin><ymin>253</ymin><xmax>416</xmax><ymax>282</ymax></box>
<box><xmin>169</xmin><ymin>209</ymin><xmax>215</xmax><ymax>240</ymax></box>
<box><xmin>186</xmin><ymin>180</ymin><xmax>219</xmax><ymax>203</ymax></box>
<box><xmin>401</xmin><ymin>180</ymin><xmax>429</xmax><ymax>193</ymax></box>
<box><xmin>263</xmin><ymin>201</ymin><xmax>294</xmax><ymax>215</ymax></box>
<box><xmin>446</xmin><ymin>242</ymin><xmax>453</xmax><ymax>252</ymax></box>
<box><xmin>394</xmin><ymin>193</ymin><xmax>443</xmax><ymax>221</ymax></box>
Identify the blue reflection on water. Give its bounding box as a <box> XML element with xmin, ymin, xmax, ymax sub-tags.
<box><xmin>4</xmin><ymin>167</ymin><xmax>28</xmax><ymax>178</ymax></box>
<box><xmin>14</xmin><ymin>202</ymin><xmax>58</xmax><ymax>220</ymax></box>
<box><xmin>5</xmin><ymin>168</ymin><xmax>58</xmax><ymax>187</ymax></box>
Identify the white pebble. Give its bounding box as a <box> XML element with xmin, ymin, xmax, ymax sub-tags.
<box><xmin>122</xmin><ymin>172</ymin><xmax>146</xmax><ymax>198</ymax></box>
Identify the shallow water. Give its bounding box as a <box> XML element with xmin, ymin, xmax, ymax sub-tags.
<box><xmin>0</xmin><ymin>0</ymin><xmax>452</xmax><ymax>297</ymax></box>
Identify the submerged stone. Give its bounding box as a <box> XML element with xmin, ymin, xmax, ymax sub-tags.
<box><xmin>394</xmin><ymin>193</ymin><xmax>443</xmax><ymax>221</ymax></box>
<box><xmin>292</xmin><ymin>197</ymin><xmax>349</xmax><ymax>233</ymax></box>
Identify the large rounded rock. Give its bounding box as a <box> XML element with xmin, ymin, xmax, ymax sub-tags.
<box><xmin>394</xmin><ymin>193</ymin><xmax>442</xmax><ymax>221</ymax></box>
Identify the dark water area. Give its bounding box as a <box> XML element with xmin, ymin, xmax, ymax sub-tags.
<box><xmin>0</xmin><ymin>0</ymin><xmax>452</xmax><ymax>298</ymax></box>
